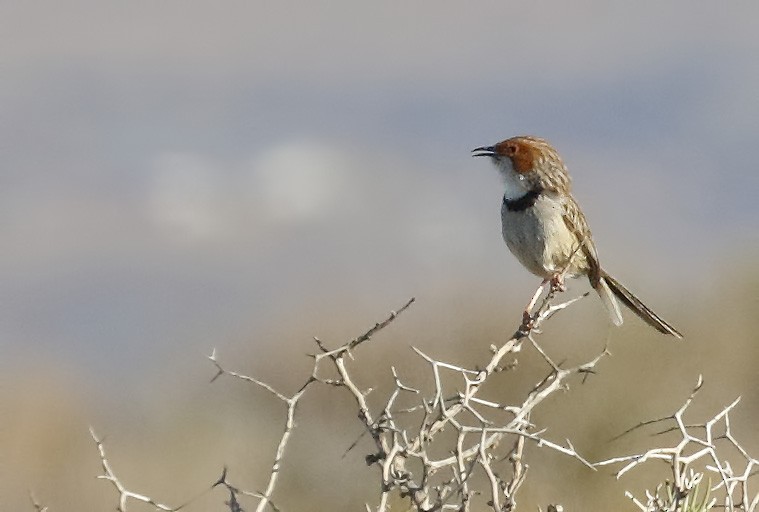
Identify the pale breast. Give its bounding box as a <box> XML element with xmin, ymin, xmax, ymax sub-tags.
<box><xmin>500</xmin><ymin>193</ymin><xmax>587</xmax><ymax>278</ymax></box>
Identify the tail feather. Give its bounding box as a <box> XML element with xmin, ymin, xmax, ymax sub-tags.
<box><xmin>600</xmin><ymin>271</ymin><xmax>683</xmax><ymax>338</ymax></box>
<box><xmin>596</xmin><ymin>277</ymin><xmax>623</xmax><ymax>327</ymax></box>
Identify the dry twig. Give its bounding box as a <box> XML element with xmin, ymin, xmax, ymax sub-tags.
<box><xmin>209</xmin><ymin>284</ymin><xmax>604</xmax><ymax>511</ymax></box>
<box><xmin>89</xmin><ymin>427</ymin><xmax>177</xmax><ymax>511</ymax></box>
<box><xmin>596</xmin><ymin>376</ymin><xmax>759</xmax><ymax>511</ymax></box>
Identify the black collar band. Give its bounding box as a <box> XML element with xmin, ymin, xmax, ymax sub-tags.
<box><xmin>503</xmin><ymin>187</ymin><xmax>543</xmax><ymax>212</ymax></box>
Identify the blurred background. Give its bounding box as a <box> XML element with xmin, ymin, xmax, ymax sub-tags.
<box><xmin>2</xmin><ymin>2</ymin><xmax>759</xmax><ymax>510</ymax></box>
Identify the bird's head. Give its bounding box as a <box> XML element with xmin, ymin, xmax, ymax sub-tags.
<box><xmin>472</xmin><ymin>136</ymin><xmax>570</xmax><ymax>195</ymax></box>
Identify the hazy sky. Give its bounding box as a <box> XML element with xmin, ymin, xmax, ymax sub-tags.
<box><xmin>2</xmin><ymin>2</ymin><xmax>758</xmax><ymax>395</ymax></box>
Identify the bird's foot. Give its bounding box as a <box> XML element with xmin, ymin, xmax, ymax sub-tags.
<box><xmin>549</xmin><ymin>274</ymin><xmax>566</xmax><ymax>293</ymax></box>
<box><xmin>519</xmin><ymin>310</ymin><xmax>537</xmax><ymax>335</ymax></box>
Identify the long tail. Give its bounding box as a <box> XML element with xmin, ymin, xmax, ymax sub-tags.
<box><xmin>598</xmin><ymin>271</ymin><xmax>683</xmax><ymax>338</ymax></box>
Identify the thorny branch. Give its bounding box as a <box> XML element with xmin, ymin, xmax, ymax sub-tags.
<box><xmin>596</xmin><ymin>376</ymin><xmax>759</xmax><ymax>512</ymax></box>
<box><xmin>207</xmin><ymin>284</ymin><xmax>606</xmax><ymax>512</ymax></box>
<box><xmin>87</xmin><ymin>281</ymin><xmax>759</xmax><ymax>512</ymax></box>
<box><xmin>89</xmin><ymin>427</ymin><xmax>178</xmax><ymax>512</ymax></box>
<box><xmin>208</xmin><ymin>297</ymin><xmax>417</xmax><ymax>512</ymax></box>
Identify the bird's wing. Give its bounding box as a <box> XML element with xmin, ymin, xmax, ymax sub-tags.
<box><xmin>561</xmin><ymin>194</ymin><xmax>602</xmax><ymax>286</ymax></box>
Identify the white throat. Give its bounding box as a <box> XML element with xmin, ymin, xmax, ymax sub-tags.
<box><xmin>495</xmin><ymin>160</ymin><xmax>530</xmax><ymax>201</ymax></box>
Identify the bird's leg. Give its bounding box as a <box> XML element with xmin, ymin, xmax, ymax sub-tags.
<box><xmin>523</xmin><ymin>279</ymin><xmax>549</xmax><ymax>327</ymax></box>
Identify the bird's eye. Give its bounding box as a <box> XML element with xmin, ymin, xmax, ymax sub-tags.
<box><xmin>507</xmin><ymin>144</ymin><xmax>517</xmax><ymax>155</ymax></box>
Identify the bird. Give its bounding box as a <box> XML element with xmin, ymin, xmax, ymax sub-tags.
<box><xmin>472</xmin><ymin>135</ymin><xmax>682</xmax><ymax>338</ymax></box>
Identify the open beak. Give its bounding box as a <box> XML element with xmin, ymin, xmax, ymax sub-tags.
<box><xmin>471</xmin><ymin>146</ymin><xmax>496</xmax><ymax>157</ymax></box>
